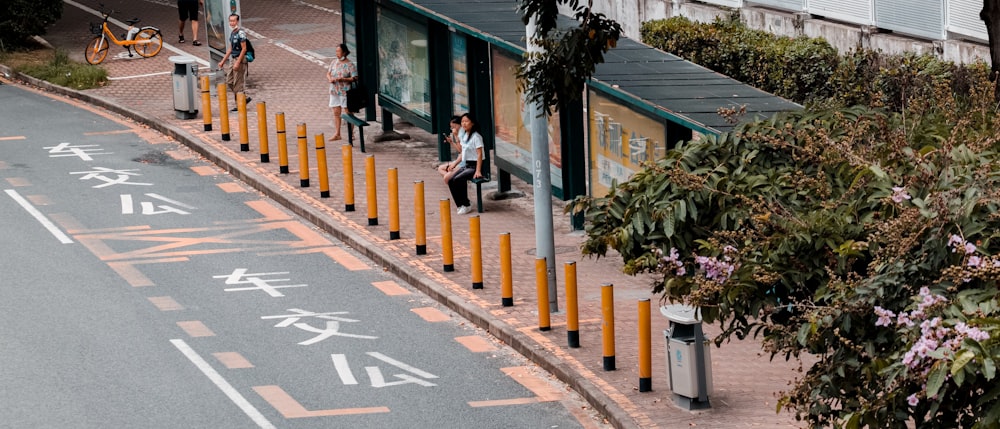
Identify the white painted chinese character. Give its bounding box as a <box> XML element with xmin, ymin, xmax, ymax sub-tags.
<box><xmin>261</xmin><ymin>308</ymin><xmax>377</xmax><ymax>344</ymax></box>
<box><xmin>44</xmin><ymin>142</ymin><xmax>111</xmax><ymax>161</ymax></box>
<box><xmin>121</xmin><ymin>193</ymin><xmax>195</xmax><ymax>215</ymax></box>
<box><xmin>330</xmin><ymin>352</ymin><xmax>438</xmax><ymax>388</ymax></box>
<box><xmin>214</xmin><ymin>269</ymin><xmax>307</xmax><ymax>297</ymax></box>
<box><xmin>70</xmin><ymin>167</ymin><xmax>152</xmax><ymax>188</ymax></box>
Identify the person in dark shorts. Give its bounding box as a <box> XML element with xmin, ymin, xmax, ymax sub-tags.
<box><xmin>177</xmin><ymin>0</ymin><xmax>203</xmax><ymax>45</ymax></box>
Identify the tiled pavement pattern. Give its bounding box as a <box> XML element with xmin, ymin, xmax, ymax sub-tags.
<box><xmin>20</xmin><ymin>1</ymin><xmax>809</xmax><ymax>427</ymax></box>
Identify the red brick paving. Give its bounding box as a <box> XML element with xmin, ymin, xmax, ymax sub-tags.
<box><xmin>22</xmin><ymin>1</ymin><xmax>810</xmax><ymax>427</ymax></box>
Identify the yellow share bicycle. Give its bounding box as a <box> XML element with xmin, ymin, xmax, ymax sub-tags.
<box><xmin>84</xmin><ymin>5</ymin><xmax>163</xmax><ymax>65</ymax></box>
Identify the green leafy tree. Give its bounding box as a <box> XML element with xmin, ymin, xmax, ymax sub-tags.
<box><xmin>571</xmin><ymin>64</ymin><xmax>1000</xmax><ymax>427</ymax></box>
<box><xmin>516</xmin><ymin>0</ymin><xmax>622</xmax><ymax>116</ymax></box>
<box><xmin>0</xmin><ymin>0</ymin><xmax>63</xmax><ymax>52</ymax></box>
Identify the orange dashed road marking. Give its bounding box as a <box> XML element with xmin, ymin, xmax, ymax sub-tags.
<box><xmin>5</xmin><ymin>177</ymin><xmax>31</xmax><ymax>187</ymax></box>
<box><xmin>108</xmin><ymin>257</ymin><xmax>187</xmax><ymax>287</ymax></box>
<box><xmin>82</xmin><ymin>129</ymin><xmax>134</xmax><ymax>136</ymax></box>
<box><xmin>190</xmin><ymin>165</ymin><xmax>220</xmax><ymax>176</ymax></box>
<box><xmin>217</xmin><ymin>182</ymin><xmax>246</xmax><ymax>193</ymax></box>
<box><xmin>468</xmin><ymin>366</ymin><xmax>564</xmax><ymax>408</ymax></box>
<box><xmin>0</xmin><ymin>136</ymin><xmax>26</xmax><ymax>141</ymax></box>
<box><xmin>321</xmin><ymin>247</ymin><xmax>369</xmax><ymax>271</ymax></box>
<box><xmin>148</xmin><ymin>296</ymin><xmax>183</xmax><ymax>311</ymax></box>
<box><xmin>166</xmin><ymin>150</ymin><xmax>194</xmax><ymax>160</ymax></box>
<box><xmin>253</xmin><ymin>385</ymin><xmax>390</xmax><ymax>418</ymax></box>
<box><xmin>371</xmin><ymin>280</ymin><xmax>410</xmax><ymax>296</ymax></box>
<box><xmin>455</xmin><ymin>336</ymin><xmax>497</xmax><ymax>353</ymax></box>
<box><xmin>411</xmin><ymin>307</ymin><xmax>450</xmax><ymax>322</ymax></box>
<box><xmin>177</xmin><ymin>321</ymin><xmax>215</xmax><ymax>337</ymax></box>
<box><xmin>213</xmin><ymin>352</ymin><xmax>254</xmax><ymax>369</ymax></box>
<box><xmin>26</xmin><ymin>194</ymin><xmax>52</xmax><ymax>206</ymax></box>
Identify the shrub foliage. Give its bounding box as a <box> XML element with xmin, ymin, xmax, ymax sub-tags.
<box><xmin>0</xmin><ymin>0</ymin><xmax>63</xmax><ymax>52</ymax></box>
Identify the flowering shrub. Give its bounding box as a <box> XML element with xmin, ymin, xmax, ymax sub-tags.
<box><xmin>571</xmin><ymin>68</ymin><xmax>1000</xmax><ymax>426</ymax></box>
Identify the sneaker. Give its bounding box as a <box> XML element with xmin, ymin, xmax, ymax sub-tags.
<box><xmin>457</xmin><ymin>205</ymin><xmax>473</xmax><ymax>215</ymax></box>
<box><xmin>192</xmin><ymin>40</ymin><xmax>202</xmax><ymax>46</ymax></box>
<box><xmin>178</xmin><ymin>35</ymin><xmax>185</xmax><ymax>43</ymax></box>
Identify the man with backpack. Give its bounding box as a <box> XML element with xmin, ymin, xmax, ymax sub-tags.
<box><xmin>218</xmin><ymin>13</ymin><xmax>251</xmax><ymax>111</ymax></box>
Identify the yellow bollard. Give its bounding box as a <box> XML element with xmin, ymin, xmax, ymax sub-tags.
<box><xmin>296</xmin><ymin>123</ymin><xmax>309</xmax><ymax>187</ymax></box>
<box><xmin>536</xmin><ymin>257</ymin><xmax>551</xmax><ymax>331</ymax></box>
<box><xmin>388</xmin><ymin>168</ymin><xmax>400</xmax><ymax>240</ymax></box>
<box><xmin>315</xmin><ymin>133</ymin><xmax>330</xmax><ymax>198</ymax></box>
<box><xmin>341</xmin><ymin>145</ymin><xmax>355</xmax><ymax>211</ymax></box>
<box><xmin>500</xmin><ymin>232</ymin><xmax>513</xmax><ymax>306</ymax></box>
<box><xmin>365</xmin><ymin>155</ymin><xmax>378</xmax><ymax>226</ymax></box>
<box><xmin>217</xmin><ymin>83</ymin><xmax>230</xmax><ymax>141</ymax></box>
<box><xmin>602</xmin><ymin>283</ymin><xmax>616</xmax><ymax>371</ymax></box>
<box><xmin>639</xmin><ymin>298</ymin><xmax>652</xmax><ymax>392</ymax></box>
<box><xmin>257</xmin><ymin>101</ymin><xmax>269</xmax><ymax>163</ymax></box>
<box><xmin>414</xmin><ymin>181</ymin><xmax>426</xmax><ymax>255</ymax></box>
<box><xmin>440</xmin><ymin>199</ymin><xmax>454</xmax><ymax>272</ymax></box>
<box><xmin>200</xmin><ymin>76</ymin><xmax>212</xmax><ymax>131</ymax></box>
<box><xmin>275</xmin><ymin>112</ymin><xmax>289</xmax><ymax>174</ymax></box>
<box><xmin>470</xmin><ymin>215</ymin><xmax>483</xmax><ymax>289</ymax></box>
<box><xmin>566</xmin><ymin>261</ymin><xmax>580</xmax><ymax>348</ymax></box>
<box><xmin>237</xmin><ymin>92</ymin><xmax>249</xmax><ymax>151</ymax></box>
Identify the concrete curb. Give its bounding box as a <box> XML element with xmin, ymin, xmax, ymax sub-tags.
<box><xmin>1</xmin><ymin>66</ymin><xmax>639</xmax><ymax>429</ymax></box>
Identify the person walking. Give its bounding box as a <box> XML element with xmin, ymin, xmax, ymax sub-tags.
<box><xmin>177</xmin><ymin>0</ymin><xmax>203</xmax><ymax>45</ymax></box>
<box><xmin>218</xmin><ymin>13</ymin><xmax>250</xmax><ymax>111</ymax></box>
<box><xmin>445</xmin><ymin>113</ymin><xmax>484</xmax><ymax>215</ymax></box>
<box><xmin>327</xmin><ymin>43</ymin><xmax>357</xmax><ymax>141</ymax></box>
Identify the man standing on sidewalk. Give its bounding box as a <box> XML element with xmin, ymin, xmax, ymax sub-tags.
<box><xmin>176</xmin><ymin>0</ymin><xmax>203</xmax><ymax>45</ymax></box>
<box><xmin>217</xmin><ymin>13</ymin><xmax>250</xmax><ymax>111</ymax></box>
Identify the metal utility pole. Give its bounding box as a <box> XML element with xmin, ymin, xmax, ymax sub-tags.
<box><xmin>526</xmin><ymin>17</ymin><xmax>558</xmax><ymax>312</ymax></box>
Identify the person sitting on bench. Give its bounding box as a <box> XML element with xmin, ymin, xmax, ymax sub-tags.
<box><xmin>444</xmin><ymin>113</ymin><xmax>483</xmax><ymax>215</ymax></box>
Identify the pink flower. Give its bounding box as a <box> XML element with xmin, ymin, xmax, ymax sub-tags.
<box><xmin>874</xmin><ymin>306</ymin><xmax>896</xmax><ymax>327</ymax></box>
<box><xmin>907</xmin><ymin>394</ymin><xmax>919</xmax><ymax>407</ymax></box>
<box><xmin>891</xmin><ymin>186</ymin><xmax>912</xmax><ymax>203</ymax></box>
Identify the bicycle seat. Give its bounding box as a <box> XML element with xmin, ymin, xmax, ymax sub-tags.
<box><xmin>126</xmin><ymin>18</ymin><xmax>140</xmax><ymax>25</ymax></box>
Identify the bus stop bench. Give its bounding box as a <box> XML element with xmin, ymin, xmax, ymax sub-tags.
<box><xmin>472</xmin><ymin>174</ymin><xmax>490</xmax><ymax>213</ymax></box>
<box><xmin>341</xmin><ymin>113</ymin><xmax>369</xmax><ymax>152</ymax></box>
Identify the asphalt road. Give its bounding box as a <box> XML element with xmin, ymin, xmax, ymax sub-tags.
<box><xmin>0</xmin><ymin>82</ymin><xmax>605</xmax><ymax>428</ymax></box>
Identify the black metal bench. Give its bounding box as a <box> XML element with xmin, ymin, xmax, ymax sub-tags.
<box><xmin>471</xmin><ymin>173</ymin><xmax>491</xmax><ymax>213</ymax></box>
<box><xmin>341</xmin><ymin>113</ymin><xmax>369</xmax><ymax>152</ymax></box>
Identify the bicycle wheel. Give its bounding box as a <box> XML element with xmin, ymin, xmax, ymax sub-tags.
<box><xmin>134</xmin><ymin>27</ymin><xmax>163</xmax><ymax>58</ymax></box>
<box><xmin>84</xmin><ymin>36</ymin><xmax>109</xmax><ymax>64</ymax></box>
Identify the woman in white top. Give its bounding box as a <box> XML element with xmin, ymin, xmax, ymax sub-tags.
<box><xmin>445</xmin><ymin>113</ymin><xmax>484</xmax><ymax>215</ymax></box>
<box><xmin>437</xmin><ymin>115</ymin><xmax>465</xmax><ymax>181</ymax></box>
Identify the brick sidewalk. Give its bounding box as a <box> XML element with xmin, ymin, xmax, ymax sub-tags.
<box><xmin>25</xmin><ymin>1</ymin><xmax>808</xmax><ymax>427</ymax></box>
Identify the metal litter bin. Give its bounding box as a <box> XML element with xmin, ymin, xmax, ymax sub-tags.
<box><xmin>170</xmin><ymin>56</ymin><xmax>199</xmax><ymax>119</ymax></box>
<box><xmin>662</xmin><ymin>304</ymin><xmax>713</xmax><ymax>410</ymax></box>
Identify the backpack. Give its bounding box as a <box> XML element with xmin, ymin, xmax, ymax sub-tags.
<box><xmin>244</xmin><ymin>38</ymin><xmax>255</xmax><ymax>62</ymax></box>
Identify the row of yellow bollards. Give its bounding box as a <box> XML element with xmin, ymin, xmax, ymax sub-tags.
<box><xmin>200</xmin><ymin>77</ymin><xmax>656</xmax><ymax>393</ymax></box>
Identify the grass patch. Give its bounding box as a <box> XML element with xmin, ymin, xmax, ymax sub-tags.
<box><xmin>2</xmin><ymin>47</ymin><xmax>107</xmax><ymax>90</ymax></box>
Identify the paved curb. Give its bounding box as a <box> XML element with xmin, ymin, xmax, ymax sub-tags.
<box><xmin>1</xmin><ymin>65</ymin><xmax>638</xmax><ymax>429</ymax></box>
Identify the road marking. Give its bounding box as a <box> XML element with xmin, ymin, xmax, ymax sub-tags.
<box><xmin>108</xmin><ymin>257</ymin><xmax>187</xmax><ymax>287</ymax></box>
<box><xmin>411</xmin><ymin>307</ymin><xmax>450</xmax><ymax>322</ymax></box>
<box><xmin>331</xmin><ymin>354</ymin><xmax>359</xmax><ymax>385</ymax></box>
<box><xmin>107</xmin><ymin>71</ymin><xmax>172</xmax><ymax>81</ymax></box>
<box><xmin>82</xmin><ymin>129</ymin><xmax>135</xmax><ymax>136</ymax></box>
<box><xmin>148</xmin><ymin>296</ymin><xmax>183</xmax><ymax>311</ymax></box>
<box><xmin>191</xmin><ymin>165</ymin><xmax>220</xmax><ymax>176</ymax></box>
<box><xmin>455</xmin><ymin>335</ymin><xmax>497</xmax><ymax>353</ymax></box>
<box><xmin>213</xmin><ymin>352</ymin><xmax>255</xmax><ymax>369</ymax></box>
<box><xmin>217</xmin><ymin>182</ymin><xmax>247</xmax><ymax>193</ymax></box>
<box><xmin>467</xmin><ymin>366</ymin><xmax>564</xmax><ymax>407</ymax></box>
<box><xmin>170</xmin><ymin>339</ymin><xmax>276</xmax><ymax>429</ymax></box>
<box><xmin>4</xmin><ymin>189</ymin><xmax>73</xmax><ymax>244</ymax></box>
<box><xmin>371</xmin><ymin>280</ymin><xmax>410</xmax><ymax>296</ymax></box>
<box><xmin>26</xmin><ymin>194</ymin><xmax>52</xmax><ymax>206</ymax></box>
<box><xmin>0</xmin><ymin>136</ymin><xmax>26</xmax><ymax>141</ymax></box>
<box><xmin>177</xmin><ymin>320</ymin><xmax>215</xmax><ymax>337</ymax></box>
<box><xmin>5</xmin><ymin>177</ymin><xmax>31</xmax><ymax>187</ymax></box>
<box><xmin>253</xmin><ymin>385</ymin><xmax>390</xmax><ymax>418</ymax></box>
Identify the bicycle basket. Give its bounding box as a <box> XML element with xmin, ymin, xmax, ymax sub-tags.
<box><xmin>89</xmin><ymin>23</ymin><xmax>102</xmax><ymax>35</ymax></box>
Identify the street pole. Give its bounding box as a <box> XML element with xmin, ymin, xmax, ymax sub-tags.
<box><xmin>527</xmin><ymin>17</ymin><xmax>558</xmax><ymax>312</ymax></box>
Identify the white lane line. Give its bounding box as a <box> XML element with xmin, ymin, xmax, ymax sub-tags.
<box><xmin>293</xmin><ymin>0</ymin><xmax>342</xmax><ymax>15</ymax></box>
<box><xmin>4</xmin><ymin>189</ymin><xmax>73</xmax><ymax>244</ymax></box>
<box><xmin>107</xmin><ymin>71</ymin><xmax>172</xmax><ymax>81</ymax></box>
<box><xmin>170</xmin><ymin>339</ymin><xmax>276</xmax><ymax>429</ymax></box>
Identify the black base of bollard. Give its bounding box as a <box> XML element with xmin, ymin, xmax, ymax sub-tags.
<box><xmin>320</xmin><ymin>191</ymin><xmax>329</xmax><ymax>198</ymax></box>
<box><xmin>390</xmin><ymin>231</ymin><xmax>400</xmax><ymax>240</ymax></box>
<box><xmin>539</xmin><ymin>325</ymin><xmax>551</xmax><ymax>332</ymax></box>
<box><xmin>261</xmin><ymin>154</ymin><xmax>269</xmax><ymax>163</ymax></box>
<box><xmin>443</xmin><ymin>264</ymin><xmax>454</xmax><ymax>272</ymax></box>
<box><xmin>603</xmin><ymin>356</ymin><xmax>616</xmax><ymax>371</ymax></box>
<box><xmin>416</xmin><ymin>244</ymin><xmax>426</xmax><ymax>255</ymax></box>
<box><xmin>300</xmin><ymin>179</ymin><xmax>309</xmax><ymax>187</ymax></box>
<box><xmin>567</xmin><ymin>330</ymin><xmax>580</xmax><ymax>348</ymax></box>
<box><xmin>502</xmin><ymin>297</ymin><xmax>513</xmax><ymax>307</ymax></box>
<box><xmin>368</xmin><ymin>218</ymin><xmax>378</xmax><ymax>226</ymax></box>
<box><xmin>240</xmin><ymin>143</ymin><xmax>249</xmax><ymax>152</ymax></box>
<box><xmin>345</xmin><ymin>204</ymin><xmax>355</xmax><ymax>212</ymax></box>
<box><xmin>472</xmin><ymin>282</ymin><xmax>483</xmax><ymax>289</ymax></box>
<box><xmin>204</xmin><ymin>124</ymin><xmax>212</xmax><ymax>132</ymax></box>
<box><xmin>639</xmin><ymin>378</ymin><xmax>651</xmax><ymax>392</ymax></box>
<box><xmin>222</xmin><ymin>133</ymin><xmax>230</xmax><ymax>141</ymax></box>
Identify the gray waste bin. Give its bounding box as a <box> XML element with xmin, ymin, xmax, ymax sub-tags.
<box><xmin>662</xmin><ymin>304</ymin><xmax>713</xmax><ymax>410</ymax></box>
<box><xmin>170</xmin><ymin>56</ymin><xmax>199</xmax><ymax>119</ymax></box>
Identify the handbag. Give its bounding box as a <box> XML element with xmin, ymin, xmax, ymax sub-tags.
<box><xmin>346</xmin><ymin>81</ymin><xmax>367</xmax><ymax>113</ymax></box>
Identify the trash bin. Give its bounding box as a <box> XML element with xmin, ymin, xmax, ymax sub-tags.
<box><xmin>661</xmin><ymin>304</ymin><xmax>713</xmax><ymax>410</ymax></box>
<box><xmin>170</xmin><ymin>56</ymin><xmax>199</xmax><ymax>119</ymax></box>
